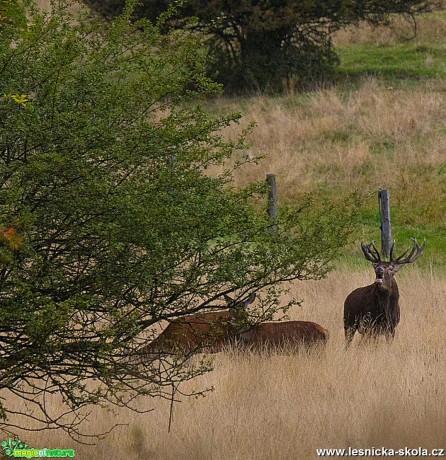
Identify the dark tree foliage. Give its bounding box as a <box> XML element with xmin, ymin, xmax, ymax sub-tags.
<box><xmin>85</xmin><ymin>0</ymin><xmax>434</xmax><ymax>92</ymax></box>
<box><xmin>0</xmin><ymin>0</ymin><xmax>356</xmax><ymax>439</ymax></box>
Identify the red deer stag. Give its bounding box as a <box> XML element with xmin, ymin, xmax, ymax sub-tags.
<box><xmin>140</xmin><ymin>293</ymin><xmax>256</xmax><ymax>360</ymax></box>
<box><xmin>238</xmin><ymin>321</ymin><xmax>329</xmax><ymax>349</ymax></box>
<box><xmin>344</xmin><ymin>238</ymin><xmax>425</xmax><ymax>345</ymax></box>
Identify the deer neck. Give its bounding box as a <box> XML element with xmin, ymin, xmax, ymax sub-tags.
<box><xmin>374</xmin><ymin>277</ymin><xmax>398</xmax><ymax>309</ymax></box>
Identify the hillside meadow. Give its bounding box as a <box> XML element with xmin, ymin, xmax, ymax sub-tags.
<box><xmin>207</xmin><ymin>7</ymin><xmax>446</xmax><ymax>267</ymax></box>
<box><xmin>4</xmin><ymin>3</ymin><xmax>446</xmax><ymax>459</ymax></box>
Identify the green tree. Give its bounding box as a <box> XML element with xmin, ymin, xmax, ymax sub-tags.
<box><xmin>0</xmin><ymin>0</ymin><xmax>354</xmax><ymax>438</ymax></box>
<box><xmin>86</xmin><ymin>0</ymin><xmax>434</xmax><ymax>92</ymax></box>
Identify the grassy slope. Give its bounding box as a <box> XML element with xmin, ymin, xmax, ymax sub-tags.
<box><xmin>335</xmin><ymin>11</ymin><xmax>446</xmax><ymax>81</ymax></box>
<box><xmin>337</xmin><ymin>43</ymin><xmax>446</xmax><ymax>79</ymax></box>
<box><xmin>207</xmin><ymin>10</ymin><xmax>446</xmax><ymax>270</ymax></box>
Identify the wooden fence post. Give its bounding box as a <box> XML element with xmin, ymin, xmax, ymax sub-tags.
<box><xmin>378</xmin><ymin>189</ymin><xmax>392</xmax><ymax>260</ymax></box>
<box><xmin>168</xmin><ymin>154</ymin><xmax>176</xmax><ymax>167</ymax></box>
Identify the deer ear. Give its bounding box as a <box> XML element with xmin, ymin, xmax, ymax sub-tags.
<box><xmin>245</xmin><ymin>292</ymin><xmax>256</xmax><ymax>307</ymax></box>
<box><xmin>390</xmin><ymin>264</ymin><xmax>402</xmax><ymax>274</ymax></box>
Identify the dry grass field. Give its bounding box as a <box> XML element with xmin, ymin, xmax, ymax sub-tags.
<box><xmin>12</xmin><ymin>267</ymin><xmax>446</xmax><ymax>459</ymax></box>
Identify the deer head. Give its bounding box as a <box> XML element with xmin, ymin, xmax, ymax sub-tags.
<box><xmin>223</xmin><ymin>292</ymin><xmax>256</xmax><ymax>322</ymax></box>
<box><xmin>361</xmin><ymin>238</ymin><xmax>426</xmax><ymax>290</ymax></box>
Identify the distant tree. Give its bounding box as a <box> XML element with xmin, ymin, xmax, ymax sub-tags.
<box><xmin>85</xmin><ymin>0</ymin><xmax>434</xmax><ymax>92</ymax></box>
<box><xmin>0</xmin><ymin>0</ymin><xmax>355</xmax><ymax>439</ymax></box>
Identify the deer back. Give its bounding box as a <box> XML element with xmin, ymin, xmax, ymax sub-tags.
<box><xmin>239</xmin><ymin>321</ymin><xmax>329</xmax><ymax>349</ymax></box>
<box><xmin>146</xmin><ymin>310</ymin><xmax>236</xmax><ymax>354</ymax></box>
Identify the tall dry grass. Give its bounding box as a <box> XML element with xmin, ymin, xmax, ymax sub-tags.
<box><xmin>9</xmin><ymin>268</ymin><xmax>446</xmax><ymax>459</ymax></box>
<box><xmin>214</xmin><ymin>78</ymin><xmax>446</xmax><ymax>191</ymax></box>
<box><xmin>334</xmin><ymin>8</ymin><xmax>446</xmax><ymax>46</ymax></box>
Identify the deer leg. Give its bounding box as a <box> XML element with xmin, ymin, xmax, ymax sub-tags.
<box><xmin>385</xmin><ymin>328</ymin><xmax>395</xmax><ymax>343</ymax></box>
<box><xmin>344</xmin><ymin>326</ymin><xmax>355</xmax><ymax>347</ymax></box>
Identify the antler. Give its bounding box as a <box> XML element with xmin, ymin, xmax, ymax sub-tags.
<box><xmin>389</xmin><ymin>240</ymin><xmax>396</xmax><ymax>261</ymax></box>
<box><xmin>391</xmin><ymin>238</ymin><xmax>426</xmax><ymax>265</ymax></box>
<box><xmin>361</xmin><ymin>241</ymin><xmax>381</xmax><ymax>263</ymax></box>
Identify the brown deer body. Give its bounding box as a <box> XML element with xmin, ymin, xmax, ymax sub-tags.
<box><xmin>238</xmin><ymin>321</ymin><xmax>329</xmax><ymax>349</ymax></box>
<box><xmin>140</xmin><ymin>293</ymin><xmax>256</xmax><ymax>359</ymax></box>
<box><xmin>344</xmin><ymin>239</ymin><xmax>425</xmax><ymax>345</ymax></box>
<box><xmin>144</xmin><ymin>310</ymin><xmax>239</xmax><ymax>356</ymax></box>
<box><xmin>140</xmin><ymin>293</ymin><xmax>329</xmax><ymax>359</ymax></box>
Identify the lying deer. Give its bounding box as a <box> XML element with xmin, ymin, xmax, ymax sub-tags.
<box><xmin>139</xmin><ymin>292</ymin><xmax>329</xmax><ymax>360</ymax></box>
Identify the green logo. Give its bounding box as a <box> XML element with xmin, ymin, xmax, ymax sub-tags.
<box><xmin>1</xmin><ymin>438</ymin><xmax>28</xmax><ymax>457</ymax></box>
<box><xmin>1</xmin><ymin>438</ymin><xmax>75</xmax><ymax>458</ymax></box>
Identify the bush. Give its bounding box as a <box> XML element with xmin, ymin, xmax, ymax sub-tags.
<box><xmin>0</xmin><ymin>0</ymin><xmax>354</xmax><ymax>438</ymax></box>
